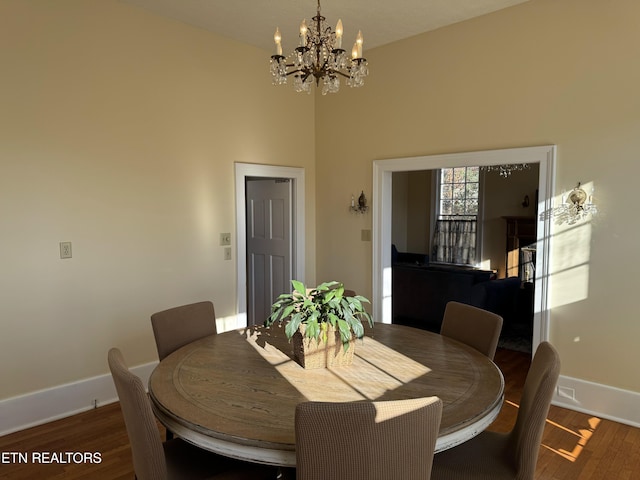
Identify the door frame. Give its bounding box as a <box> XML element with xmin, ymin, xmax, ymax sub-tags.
<box><xmin>235</xmin><ymin>163</ymin><xmax>305</xmax><ymax>328</ymax></box>
<box><xmin>372</xmin><ymin>145</ymin><xmax>556</xmax><ymax>353</ymax></box>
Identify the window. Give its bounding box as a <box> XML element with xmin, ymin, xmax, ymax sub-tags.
<box><xmin>438</xmin><ymin>166</ymin><xmax>479</xmax><ymax>219</ymax></box>
<box><xmin>432</xmin><ymin>166</ymin><xmax>480</xmax><ymax>265</ymax></box>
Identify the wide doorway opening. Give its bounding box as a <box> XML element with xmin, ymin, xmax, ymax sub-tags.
<box><xmin>372</xmin><ymin>145</ymin><xmax>556</xmax><ymax>356</ymax></box>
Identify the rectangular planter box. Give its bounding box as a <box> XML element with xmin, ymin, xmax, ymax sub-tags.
<box><xmin>292</xmin><ymin>324</ymin><xmax>355</xmax><ymax>369</ymax></box>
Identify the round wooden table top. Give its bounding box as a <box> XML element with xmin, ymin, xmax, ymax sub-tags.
<box><xmin>148</xmin><ymin>322</ymin><xmax>504</xmax><ymax>467</ymax></box>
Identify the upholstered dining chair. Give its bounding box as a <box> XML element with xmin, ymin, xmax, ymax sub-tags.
<box><xmin>151</xmin><ymin>301</ymin><xmax>217</xmax><ymax>361</ymax></box>
<box><xmin>295</xmin><ymin>396</ymin><xmax>443</xmax><ymax>480</ymax></box>
<box><xmin>430</xmin><ymin>341</ymin><xmax>561</xmax><ymax>480</ymax></box>
<box><xmin>440</xmin><ymin>301</ymin><xmax>503</xmax><ymax>360</ymax></box>
<box><xmin>108</xmin><ymin>348</ymin><xmax>277</xmax><ymax>480</ymax></box>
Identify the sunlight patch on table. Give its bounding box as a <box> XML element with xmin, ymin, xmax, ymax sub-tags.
<box><xmin>305</xmin><ymin>338</ymin><xmax>431</xmax><ymax>401</ymax></box>
<box><xmin>241</xmin><ymin>330</ymin><xmax>432</xmax><ymax>401</ymax></box>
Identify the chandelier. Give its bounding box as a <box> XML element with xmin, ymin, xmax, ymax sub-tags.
<box><xmin>480</xmin><ymin>163</ymin><xmax>530</xmax><ymax>178</ymax></box>
<box><xmin>270</xmin><ymin>0</ymin><xmax>369</xmax><ymax>95</ymax></box>
<box><xmin>540</xmin><ymin>182</ymin><xmax>598</xmax><ymax>225</ymax></box>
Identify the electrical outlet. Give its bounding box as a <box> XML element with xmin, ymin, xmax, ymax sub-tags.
<box><xmin>224</xmin><ymin>247</ymin><xmax>232</xmax><ymax>260</ymax></box>
<box><xmin>60</xmin><ymin>242</ymin><xmax>72</xmax><ymax>259</ymax></box>
<box><xmin>220</xmin><ymin>233</ymin><xmax>231</xmax><ymax>246</ymax></box>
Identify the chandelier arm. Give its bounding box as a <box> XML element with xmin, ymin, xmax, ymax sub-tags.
<box><xmin>285</xmin><ymin>69</ymin><xmax>312</xmax><ymax>79</ymax></box>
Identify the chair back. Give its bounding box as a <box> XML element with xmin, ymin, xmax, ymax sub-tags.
<box><xmin>440</xmin><ymin>301</ymin><xmax>503</xmax><ymax>360</ymax></box>
<box><xmin>151</xmin><ymin>301</ymin><xmax>217</xmax><ymax>360</ymax></box>
<box><xmin>509</xmin><ymin>341</ymin><xmax>560</xmax><ymax>478</ymax></box>
<box><xmin>295</xmin><ymin>396</ymin><xmax>442</xmax><ymax>480</ymax></box>
<box><xmin>108</xmin><ymin>348</ymin><xmax>166</xmax><ymax>480</ymax></box>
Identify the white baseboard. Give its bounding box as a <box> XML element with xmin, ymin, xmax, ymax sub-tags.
<box><xmin>553</xmin><ymin>374</ymin><xmax>640</xmax><ymax>428</ymax></box>
<box><xmin>0</xmin><ymin>361</ymin><xmax>157</xmax><ymax>437</ymax></box>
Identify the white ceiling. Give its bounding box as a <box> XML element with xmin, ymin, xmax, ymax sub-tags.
<box><xmin>121</xmin><ymin>0</ymin><xmax>529</xmax><ymax>53</ymax></box>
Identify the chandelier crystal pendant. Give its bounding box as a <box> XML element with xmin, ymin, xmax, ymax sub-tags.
<box><xmin>270</xmin><ymin>0</ymin><xmax>369</xmax><ymax>95</ymax></box>
<box><xmin>480</xmin><ymin>163</ymin><xmax>531</xmax><ymax>178</ymax></box>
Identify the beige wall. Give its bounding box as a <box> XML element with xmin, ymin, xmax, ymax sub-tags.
<box><xmin>316</xmin><ymin>0</ymin><xmax>640</xmax><ymax>393</ymax></box>
<box><xmin>391</xmin><ymin>173</ymin><xmax>409</xmax><ymax>251</ymax></box>
<box><xmin>406</xmin><ymin>171</ymin><xmax>432</xmax><ymax>254</ymax></box>
<box><xmin>0</xmin><ymin>1</ymin><xmax>315</xmax><ymax>399</ymax></box>
<box><xmin>391</xmin><ymin>171</ymin><xmax>433</xmax><ymax>254</ymax></box>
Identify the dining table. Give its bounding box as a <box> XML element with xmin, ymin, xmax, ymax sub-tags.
<box><xmin>148</xmin><ymin>322</ymin><xmax>504</xmax><ymax>467</ymax></box>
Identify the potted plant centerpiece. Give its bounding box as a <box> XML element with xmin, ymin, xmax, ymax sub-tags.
<box><xmin>265</xmin><ymin>280</ymin><xmax>373</xmax><ymax>369</ymax></box>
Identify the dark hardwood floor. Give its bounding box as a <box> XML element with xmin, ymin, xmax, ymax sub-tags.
<box><xmin>1</xmin><ymin>348</ymin><xmax>638</xmax><ymax>479</ymax></box>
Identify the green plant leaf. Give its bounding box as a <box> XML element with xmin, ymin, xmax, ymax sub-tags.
<box><xmin>361</xmin><ymin>311</ymin><xmax>373</xmax><ymax>328</ymax></box>
<box><xmin>306</xmin><ymin>318</ymin><xmax>320</xmax><ymax>340</ymax></box>
<box><xmin>348</xmin><ymin>297</ymin><xmax>363</xmax><ymax>311</ymax></box>
<box><xmin>285</xmin><ymin>313</ymin><xmax>302</xmax><ymax>339</ymax></box>
<box><xmin>324</xmin><ymin>288</ymin><xmax>336</xmax><ymax>302</ymax></box>
<box><xmin>316</xmin><ymin>281</ymin><xmax>336</xmax><ymax>292</ymax></box>
<box><xmin>291</xmin><ymin>279</ymin><xmax>306</xmax><ymax>296</ymax></box>
<box><xmin>280</xmin><ymin>304</ymin><xmax>296</xmax><ymax>320</ymax></box>
<box><xmin>354</xmin><ymin>295</ymin><xmax>370</xmax><ymax>305</ymax></box>
<box><xmin>351</xmin><ymin>319</ymin><xmax>365</xmax><ymax>339</ymax></box>
<box><xmin>336</xmin><ymin>319</ymin><xmax>350</xmax><ymax>338</ymax></box>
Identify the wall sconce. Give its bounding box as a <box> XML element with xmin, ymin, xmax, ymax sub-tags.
<box><xmin>541</xmin><ymin>182</ymin><xmax>597</xmax><ymax>225</ymax></box>
<box><xmin>350</xmin><ymin>191</ymin><xmax>369</xmax><ymax>214</ymax></box>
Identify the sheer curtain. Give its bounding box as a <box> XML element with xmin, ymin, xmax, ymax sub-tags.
<box><xmin>432</xmin><ymin>218</ymin><xmax>477</xmax><ymax>265</ymax></box>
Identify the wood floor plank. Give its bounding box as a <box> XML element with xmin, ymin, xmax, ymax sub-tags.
<box><xmin>0</xmin><ymin>347</ymin><xmax>638</xmax><ymax>479</ymax></box>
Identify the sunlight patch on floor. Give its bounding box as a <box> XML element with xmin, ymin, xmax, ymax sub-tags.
<box><xmin>541</xmin><ymin>416</ymin><xmax>601</xmax><ymax>462</ymax></box>
<box><xmin>504</xmin><ymin>399</ymin><xmax>601</xmax><ymax>463</ymax></box>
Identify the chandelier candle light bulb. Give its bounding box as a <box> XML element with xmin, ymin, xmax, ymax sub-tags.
<box><xmin>274</xmin><ymin>27</ymin><xmax>282</xmax><ymax>56</ymax></box>
<box><xmin>299</xmin><ymin>19</ymin><xmax>308</xmax><ymax>45</ymax></box>
<box><xmin>356</xmin><ymin>30</ymin><xmax>363</xmax><ymax>58</ymax></box>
